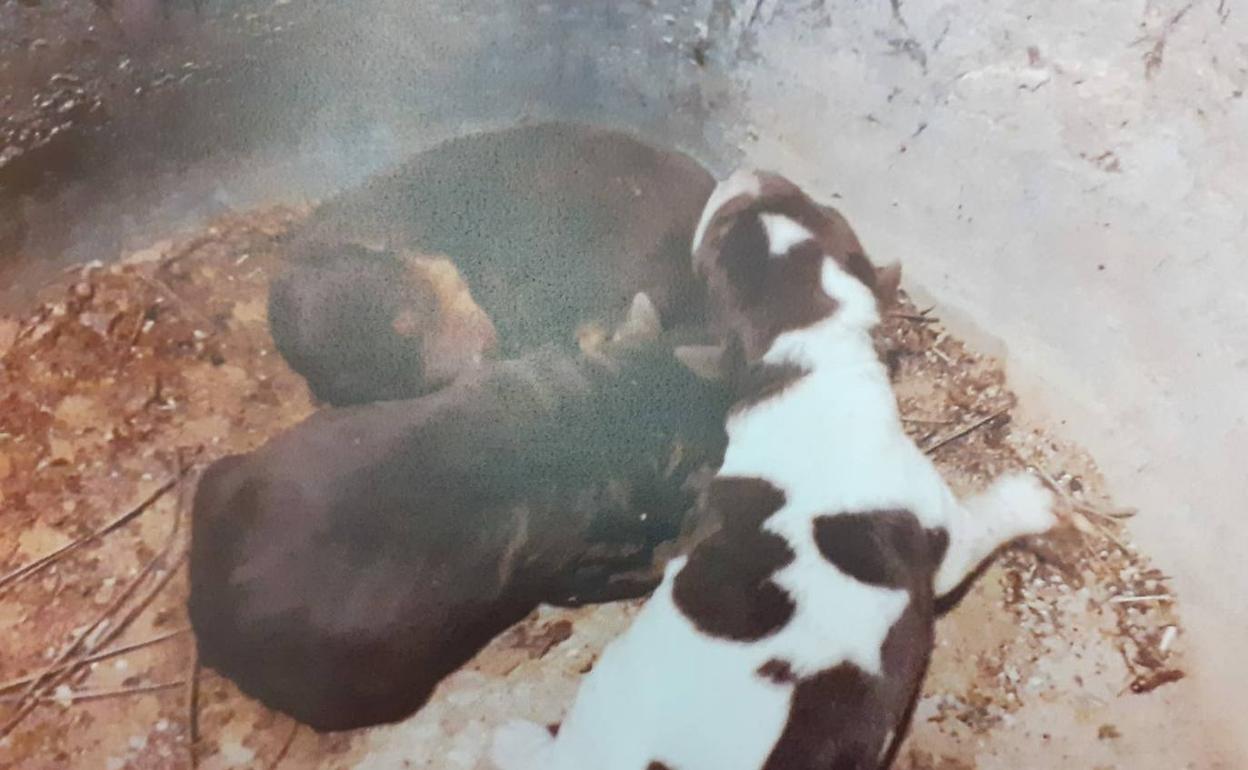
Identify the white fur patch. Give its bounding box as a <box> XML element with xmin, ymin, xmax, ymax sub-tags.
<box><xmin>820</xmin><ymin>259</ymin><xmax>881</xmax><ymax>330</ymax></box>
<box><xmin>758</xmin><ymin>213</ymin><xmax>814</xmax><ymax>257</ymax></box>
<box><xmin>933</xmin><ymin>471</ymin><xmax>1057</xmax><ymax>596</ymax></box>
<box><xmin>878</xmin><ymin>729</ymin><xmax>896</xmax><ymax>763</ymax></box>
<box><xmin>692</xmin><ymin>169</ymin><xmax>762</xmax><ymax>257</ymax></box>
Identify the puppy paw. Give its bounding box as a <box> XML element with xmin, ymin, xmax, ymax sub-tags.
<box><xmin>490</xmin><ymin>719</ymin><xmax>554</xmax><ymax>770</ymax></box>
<box><xmin>983</xmin><ymin>472</ymin><xmax>1059</xmax><ymax>539</ymax></box>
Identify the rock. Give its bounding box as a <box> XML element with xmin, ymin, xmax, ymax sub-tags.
<box><xmin>121</xmin><ymin>240</ymin><xmax>172</xmax><ymax>266</ymax></box>
<box><xmin>54</xmin><ymin>395</ymin><xmax>105</xmax><ymax>433</ymax></box>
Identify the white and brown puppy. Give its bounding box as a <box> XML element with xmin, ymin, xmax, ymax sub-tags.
<box><xmin>491</xmin><ymin>171</ymin><xmax>1058</xmax><ymax>770</ymax></box>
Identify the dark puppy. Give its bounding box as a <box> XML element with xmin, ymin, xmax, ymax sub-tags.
<box><xmin>269</xmin><ymin>121</ymin><xmax>715</xmax><ymax>405</ymax></box>
<box><xmin>268</xmin><ymin>245</ymin><xmax>497</xmax><ymax>404</ymax></box>
<box><xmin>189</xmin><ymin>321</ymin><xmax>731</xmax><ymax>732</ymax></box>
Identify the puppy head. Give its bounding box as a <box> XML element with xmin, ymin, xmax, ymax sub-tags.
<box><xmin>396</xmin><ymin>252</ymin><xmax>499</xmax><ymax>390</ymax></box>
<box><xmin>691</xmin><ymin>170</ymin><xmax>900</xmax><ymax>361</ymax></box>
<box><xmin>270</xmin><ymin>243</ymin><xmax>497</xmax><ymax>404</ymax></box>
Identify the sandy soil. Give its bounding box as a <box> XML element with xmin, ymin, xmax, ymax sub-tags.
<box><xmin>0</xmin><ymin>206</ymin><xmax>1207</xmax><ymax>769</ymax></box>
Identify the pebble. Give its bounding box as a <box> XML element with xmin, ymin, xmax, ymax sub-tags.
<box><xmin>1159</xmin><ymin>625</ymin><xmax>1178</xmax><ymax>653</ymax></box>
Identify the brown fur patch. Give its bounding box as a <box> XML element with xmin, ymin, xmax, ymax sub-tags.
<box><xmin>760</xmin><ymin>512</ymin><xmax>949</xmax><ymax>769</ymax></box>
<box><xmin>731</xmin><ymin>358</ymin><xmax>810</xmax><ymax>413</ymax></box>
<box><xmin>672</xmin><ymin>477</ymin><xmax>796</xmax><ymax>641</ymax></box>
<box><xmin>757</xmin><ymin>658</ymin><xmax>798</xmax><ymax>685</ymax></box>
<box><xmin>646</xmin><ymin>762</ymin><xmax>674</xmax><ymax>770</ymax></box>
<box><xmin>812</xmin><ymin>510</ymin><xmax>947</xmax><ymax>589</ymax></box>
<box><xmin>761</xmin><ymin>663</ymin><xmax>882</xmax><ymax>770</ymax></box>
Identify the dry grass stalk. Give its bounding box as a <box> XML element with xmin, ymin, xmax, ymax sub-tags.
<box><xmin>923</xmin><ymin>406</ymin><xmax>1011</xmax><ymax>454</ymax></box>
<box><xmin>0</xmin><ymin>470</ymin><xmax>190</xmax><ymax>740</ymax></box>
<box><xmin>0</xmin><ymin>627</ymin><xmax>189</xmax><ymax>694</ymax></box>
<box><xmin>0</xmin><ymin>477</ymin><xmax>179</xmax><ymax>593</ymax></box>
<box><xmin>267</xmin><ymin>721</ymin><xmax>300</xmax><ymax>770</ymax></box>
<box><xmin>0</xmin><ymin>681</ymin><xmax>185</xmax><ymax>705</ymax></box>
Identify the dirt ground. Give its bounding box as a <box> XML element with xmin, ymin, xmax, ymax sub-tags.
<box><xmin>0</xmin><ymin>206</ymin><xmax>1207</xmax><ymax>769</ymax></box>
<box><xmin>2</xmin><ymin>0</ymin><xmax>337</xmax><ymax>305</ymax></box>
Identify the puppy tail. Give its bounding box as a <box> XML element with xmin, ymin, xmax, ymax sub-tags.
<box><xmin>490</xmin><ymin>720</ymin><xmax>554</xmax><ymax>770</ymax></box>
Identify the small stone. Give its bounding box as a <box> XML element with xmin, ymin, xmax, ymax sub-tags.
<box><xmin>122</xmin><ymin>240</ymin><xmax>170</xmax><ymax>265</ymax></box>
<box><xmin>79</xmin><ymin>312</ymin><xmax>117</xmax><ymax>336</ymax></box>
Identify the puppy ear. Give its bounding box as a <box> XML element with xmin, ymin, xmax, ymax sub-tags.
<box><xmin>612</xmin><ymin>292</ymin><xmax>663</xmax><ymax>343</ymax></box>
<box><xmin>873</xmin><ymin>262</ymin><xmax>902</xmax><ymax>309</ymax></box>
<box><xmin>693</xmin><ymin>191</ymin><xmax>760</xmax><ymax>279</ymax></box>
<box><xmin>674</xmin><ymin>344</ymin><xmax>729</xmax><ymax>381</ymax></box>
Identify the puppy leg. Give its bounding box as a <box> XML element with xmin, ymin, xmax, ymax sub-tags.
<box><xmin>934</xmin><ymin>472</ymin><xmax>1058</xmax><ymax>598</ymax></box>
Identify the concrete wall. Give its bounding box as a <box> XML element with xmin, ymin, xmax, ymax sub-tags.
<box><xmin>713</xmin><ymin>0</ymin><xmax>1246</xmax><ymax>761</ymax></box>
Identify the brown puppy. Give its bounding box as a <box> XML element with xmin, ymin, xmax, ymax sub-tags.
<box><xmin>269</xmin><ymin>121</ymin><xmax>715</xmax><ymax>405</ymax></box>
<box><xmin>189</xmin><ymin>313</ymin><xmax>732</xmax><ymax>732</ymax></box>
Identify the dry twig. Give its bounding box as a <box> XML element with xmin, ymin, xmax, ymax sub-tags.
<box><xmin>0</xmin><ymin>477</ymin><xmax>179</xmax><ymax>593</ymax></box>
<box><xmin>0</xmin><ymin>548</ymin><xmax>188</xmax><ymax>739</ymax></box>
<box><xmin>0</xmin><ymin>681</ymin><xmax>185</xmax><ymax>705</ymax></box>
<box><xmin>0</xmin><ymin>627</ymin><xmax>189</xmax><ymax>693</ymax></box>
<box><xmin>187</xmin><ymin>652</ymin><xmax>201</xmax><ymax>770</ymax></box>
<box><xmin>0</xmin><ymin>468</ymin><xmax>190</xmax><ymax>740</ymax></box>
<box><xmin>889</xmin><ymin>312</ymin><xmax>940</xmax><ymax>324</ymax></box>
<box><xmin>267</xmin><ymin>721</ymin><xmax>300</xmax><ymax>770</ymax></box>
<box><xmin>159</xmin><ymin>233</ymin><xmax>217</xmax><ymax>270</ymax></box>
<box><xmin>1006</xmin><ymin>446</ymin><xmax>1135</xmax><ymax>556</ymax></box>
<box><xmin>1108</xmin><ymin>594</ymin><xmax>1174</xmax><ymax>605</ymax></box>
<box><xmin>901</xmin><ymin>415</ymin><xmax>955</xmax><ymax>426</ymax></box>
<box><xmin>134</xmin><ymin>273</ymin><xmax>216</xmax><ymax>331</ymax></box>
<box><xmin>923</xmin><ymin>407</ymin><xmax>1010</xmax><ymax>454</ymax></box>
